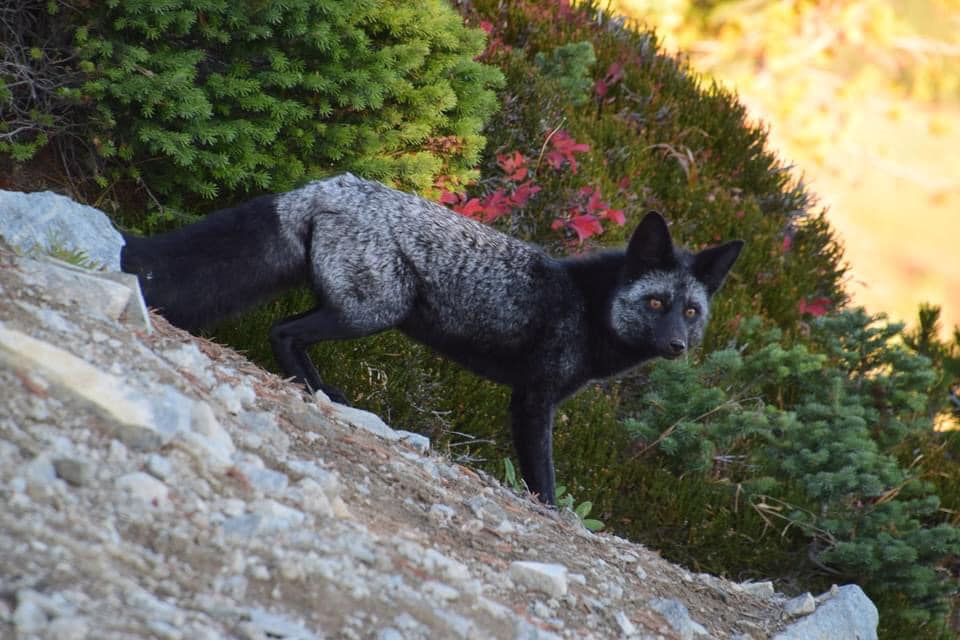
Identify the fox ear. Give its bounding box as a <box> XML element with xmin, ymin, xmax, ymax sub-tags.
<box><xmin>693</xmin><ymin>240</ymin><xmax>744</xmax><ymax>295</ymax></box>
<box><xmin>624</xmin><ymin>211</ymin><xmax>675</xmax><ymax>280</ymax></box>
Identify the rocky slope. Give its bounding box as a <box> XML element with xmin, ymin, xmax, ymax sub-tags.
<box><xmin>0</xmin><ymin>192</ymin><xmax>879</xmax><ymax>639</ymax></box>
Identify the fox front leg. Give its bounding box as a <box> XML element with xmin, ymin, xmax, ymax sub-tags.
<box><xmin>509</xmin><ymin>390</ymin><xmax>557</xmax><ymax>505</ymax></box>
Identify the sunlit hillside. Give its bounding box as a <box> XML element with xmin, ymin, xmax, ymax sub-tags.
<box><xmin>615</xmin><ymin>0</ymin><xmax>960</xmax><ymax>337</ymax></box>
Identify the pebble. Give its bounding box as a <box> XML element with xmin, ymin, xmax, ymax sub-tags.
<box><xmin>510</xmin><ymin>561</ymin><xmax>569</xmax><ymax>598</ymax></box>
<box><xmin>147</xmin><ymin>453</ymin><xmax>173</xmax><ymax>480</ymax></box>
<box><xmin>784</xmin><ymin>592</ymin><xmax>816</xmax><ymax>617</ymax></box>
<box><xmin>648</xmin><ymin>597</ymin><xmax>709</xmax><ymax>640</ymax></box>
<box><xmin>13</xmin><ymin>597</ymin><xmax>47</xmax><ymax>634</ymax></box>
<box><xmin>54</xmin><ymin>456</ymin><xmax>93</xmax><ymax>486</ymax></box>
<box><xmin>115</xmin><ymin>472</ymin><xmax>170</xmax><ymax>509</ymax></box>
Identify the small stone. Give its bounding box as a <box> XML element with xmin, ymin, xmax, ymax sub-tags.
<box><xmin>614</xmin><ymin>611</ymin><xmax>637</xmax><ymax>636</ymax></box>
<box><xmin>146</xmin><ymin>454</ymin><xmax>173</xmax><ymax>480</ymax></box>
<box><xmin>648</xmin><ymin>597</ymin><xmax>708</xmax><ymax>640</ymax></box>
<box><xmin>422</xmin><ymin>581</ymin><xmax>460</xmax><ymax>602</ymax></box>
<box><xmin>396</xmin><ymin>430</ymin><xmax>430</xmax><ymax>453</ymax></box>
<box><xmin>115</xmin><ymin>472</ymin><xmax>170</xmax><ymax>509</ymax></box>
<box><xmin>53</xmin><ymin>457</ymin><xmax>93</xmax><ymax>486</ymax></box>
<box><xmin>783</xmin><ymin>592</ymin><xmax>816</xmax><ymax>617</ymax></box>
<box><xmin>182</xmin><ymin>400</ymin><xmax>234</xmax><ymax>468</ymax></box>
<box><xmin>212</xmin><ymin>383</ymin><xmax>243</xmax><ymax>414</ymax></box>
<box><xmin>223</xmin><ymin>514</ymin><xmax>262</xmax><ymax>538</ymax></box>
<box><xmin>740</xmin><ymin>580</ymin><xmax>776</xmax><ymax>599</ymax></box>
<box><xmin>13</xmin><ymin>597</ymin><xmax>47</xmax><ymax>634</ymax></box>
<box><xmin>245</xmin><ymin>608</ymin><xmax>318</xmax><ymax>640</ymax></box>
<box><xmin>428</xmin><ymin>503</ymin><xmax>456</xmax><ymax>525</ymax></box>
<box><xmin>163</xmin><ymin>344</ymin><xmax>212</xmax><ymax>377</ymax></box>
<box><xmin>24</xmin><ymin>454</ymin><xmax>58</xmax><ymax>490</ymax></box>
<box><xmin>235</xmin><ymin>459</ymin><xmax>289</xmax><ymax>495</ymax></box>
<box><xmin>332</xmin><ymin>404</ymin><xmax>400</xmax><ymax>441</ymax></box>
<box><xmin>47</xmin><ymin>616</ymin><xmax>89</xmax><ymax>640</ymax></box>
<box><xmin>250</xmin><ymin>499</ymin><xmax>306</xmax><ymax>533</ymax></box>
<box><xmin>510</xmin><ymin>561</ymin><xmax>568</xmax><ymax>598</ymax></box>
<box><xmin>294</xmin><ymin>478</ymin><xmax>335</xmax><ymax>518</ymax></box>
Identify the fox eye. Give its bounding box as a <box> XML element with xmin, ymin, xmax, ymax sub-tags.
<box><xmin>685</xmin><ymin>307</ymin><xmax>698</xmax><ymax>318</ymax></box>
<box><xmin>648</xmin><ymin>298</ymin><xmax>664</xmax><ymax>311</ymax></box>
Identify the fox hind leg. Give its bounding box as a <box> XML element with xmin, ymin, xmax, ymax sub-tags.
<box><xmin>269</xmin><ymin>306</ymin><xmax>376</xmax><ymax>404</ymax></box>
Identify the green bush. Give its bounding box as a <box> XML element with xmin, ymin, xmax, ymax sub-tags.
<box><xmin>624</xmin><ymin>310</ymin><xmax>960</xmax><ymax>635</ymax></box>
<box><xmin>3</xmin><ymin>0</ymin><xmax>502</xmax><ymax>215</ymax></box>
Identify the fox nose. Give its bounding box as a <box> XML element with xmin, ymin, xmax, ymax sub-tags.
<box><xmin>669</xmin><ymin>338</ymin><xmax>686</xmax><ymax>355</ymax></box>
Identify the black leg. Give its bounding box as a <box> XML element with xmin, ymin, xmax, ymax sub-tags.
<box><xmin>509</xmin><ymin>389</ymin><xmax>557</xmax><ymax>505</ymax></box>
<box><xmin>269</xmin><ymin>306</ymin><xmax>369</xmax><ymax>403</ymax></box>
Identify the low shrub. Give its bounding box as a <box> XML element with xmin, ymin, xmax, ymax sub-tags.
<box><xmin>2</xmin><ymin>0</ymin><xmax>503</xmax><ymax>221</ymax></box>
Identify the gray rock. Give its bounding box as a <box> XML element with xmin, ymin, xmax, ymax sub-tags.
<box><xmin>0</xmin><ymin>189</ymin><xmax>125</xmax><ymax>271</ymax></box>
<box><xmin>515</xmin><ymin>618</ymin><xmax>563</xmax><ymax>640</ymax></box>
<box><xmin>396</xmin><ymin>429</ymin><xmax>430</xmax><ymax>453</ymax></box>
<box><xmin>213</xmin><ymin>382</ymin><xmax>244</xmax><ymax>414</ymax></box>
<box><xmin>238</xmin><ymin>410</ymin><xmax>289</xmax><ymax>452</ymax></box>
<box><xmin>146</xmin><ymin>453</ymin><xmax>173</xmax><ymax>480</ymax></box>
<box><xmin>47</xmin><ymin>615</ymin><xmax>90</xmax><ymax>640</ymax></box>
<box><xmin>13</xmin><ymin>595</ymin><xmax>48</xmax><ymax>634</ymax></box>
<box><xmin>53</xmin><ymin>457</ymin><xmax>93</xmax><ymax>486</ymax></box>
<box><xmin>244</xmin><ymin>607</ymin><xmax>318</xmax><ymax>640</ymax></box>
<box><xmin>615</xmin><ymin>610</ymin><xmax>637</xmax><ymax>636</ymax></box>
<box><xmin>17</xmin><ymin>255</ymin><xmax>136</xmax><ymax>323</ymax></box>
<box><xmin>774</xmin><ymin>585</ymin><xmax>878</xmax><ymax>640</ymax></box>
<box><xmin>464</xmin><ymin>494</ymin><xmax>508</xmax><ymax>523</ymax></box>
<box><xmin>510</xmin><ymin>561</ymin><xmax>568</xmax><ymax>598</ymax></box>
<box><xmin>250</xmin><ymin>499</ymin><xmax>306</xmax><ymax>533</ymax></box>
<box><xmin>428</xmin><ymin>503</ymin><xmax>456</xmax><ymax>525</ymax></box>
<box><xmin>330</xmin><ymin>403</ymin><xmax>401</xmax><ymax>441</ymax></box>
<box><xmin>784</xmin><ymin>592</ymin><xmax>816</xmax><ymax>617</ymax></box>
<box><xmin>234</xmin><ymin>458</ymin><xmax>289</xmax><ymax>495</ymax></box>
<box><xmin>180</xmin><ymin>400</ymin><xmax>235</xmax><ymax>468</ymax></box>
<box><xmin>740</xmin><ymin>580</ymin><xmax>776</xmax><ymax>599</ymax></box>
<box><xmin>116</xmin><ymin>472</ymin><xmax>171</xmax><ymax>509</ymax></box>
<box><xmin>126</xmin><ymin>588</ymin><xmax>185</xmax><ymax>626</ymax></box>
<box><xmin>648</xmin><ymin>597</ymin><xmax>708</xmax><ymax>640</ymax></box>
<box><xmin>0</xmin><ymin>324</ymin><xmax>188</xmax><ymax>450</ymax></box>
<box><xmin>291</xmin><ymin>478</ymin><xmax>334</xmax><ymax>518</ymax></box>
<box><xmin>222</xmin><ymin>514</ymin><xmax>263</xmax><ymax>538</ymax></box>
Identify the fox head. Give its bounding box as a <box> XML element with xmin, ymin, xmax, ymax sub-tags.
<box><xmin>610</xmin><ymin>211</ymin><xmax>744</xmax><ymax>358</ymax></box>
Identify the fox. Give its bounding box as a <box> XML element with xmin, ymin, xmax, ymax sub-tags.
<box><xmin>121</xmin><ymin>173</ymin><xmax>743</xmax><ymax>505</ymax></box>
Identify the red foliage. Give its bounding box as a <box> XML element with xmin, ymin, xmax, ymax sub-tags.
<box><xmin>546</xmin><ymin>131</ymin><xmax>590</xmax><ymax>173</ymax></box>
<box><xmin>552</xmin><ymin>185</ymin><xmax>626</xmax><ymax>244</ymax></box>
<box><xmin>497</xmin><ymin>151</ymin><xmax>529</xmax><ymax>182</ymax></box>
<box><xmin>798</xmin><ymin>297</ymin><xmax>832</xmax><ymax>317</ymax></box>
<box><xmin>569</xmin><ymin>214</ymin><xmax>604</xmax><ymax>241</ymax></box>
<box><xmin>595</xmin><ymin>61</ymin><xmax>625</xmax><ymax>99</ymax></box>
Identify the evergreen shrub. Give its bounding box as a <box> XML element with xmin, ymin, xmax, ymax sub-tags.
<box><xmin>2</xmin><ymin>0</ymin><xmax>503</xmax><ymax>215</ymax></box>
<box><xmin>623</xmin><ymin>310</ymin><xmax>960</xmax><ymax>633</ymax></box>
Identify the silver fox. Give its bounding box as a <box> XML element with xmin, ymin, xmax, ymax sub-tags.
<box><xmin>121</xmin><ymin>173</ymin><xmax>744</xmax><ymax>504</ymax></box>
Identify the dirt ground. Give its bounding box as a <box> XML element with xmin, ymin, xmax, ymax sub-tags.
<box><xmin>0</xmin><ymin>242</ymin><xmax>798</xmax><ymax>639</ymax></box>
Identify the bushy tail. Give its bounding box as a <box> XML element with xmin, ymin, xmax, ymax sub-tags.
<box><xmin>120</xmin><ymin>194</ymin><xmax>309</xmax><ymax>331</ymax></box>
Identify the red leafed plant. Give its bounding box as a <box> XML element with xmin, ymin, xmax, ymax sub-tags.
<box><xmin>551</xmin><ymin>185</ymin><xmax>626</xmax><ymax>244</ymax></box>
<box><xmin>595</xmin><ymin>61</ymin><xmax>625</xmax><ymax>99</ymax></box>
<box><xmin>545</xmin><ymin>130</ymin><xmax>590</xmax><ymax>173</ymax></box>
<box><xmin>798</xmin><ymin>296</ymin><xmax>832</xmax><ymax>317</ymax></box>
